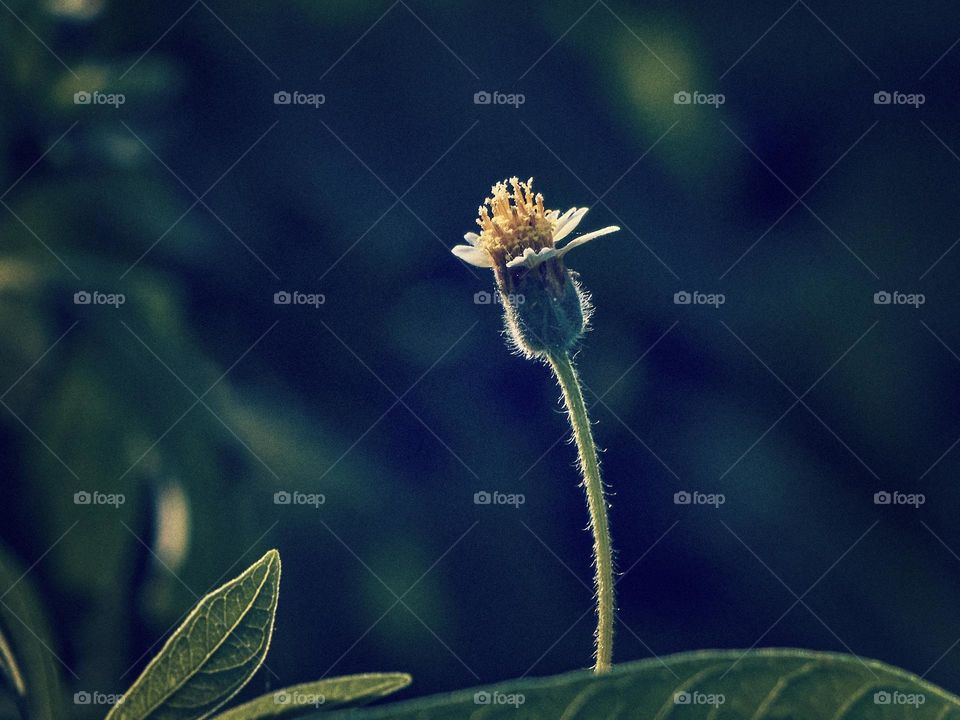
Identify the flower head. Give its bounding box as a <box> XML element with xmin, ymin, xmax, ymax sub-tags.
<box><xmin>453</xmin><ymin>178</ymin><xmax>619</xmax><ymax>358</ymax></box>
<box><xmin>451</xmin><ymin>178</ymin><xmax>619</xmax><ymax>271</ymax></box>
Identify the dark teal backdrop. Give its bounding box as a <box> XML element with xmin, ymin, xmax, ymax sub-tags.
<box><xmin>2</xmin><ymin>0</ymin><xmax>960</xmax><ymax>712</ymax></box>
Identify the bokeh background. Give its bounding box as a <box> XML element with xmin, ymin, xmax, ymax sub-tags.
<box><xmin>3</xmin><ymin>0</ymin><xmax>960</xmax><ymax>714</ymax></box>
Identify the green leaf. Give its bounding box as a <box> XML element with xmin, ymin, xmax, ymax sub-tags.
<box><xmin>107</xmin><ymin>549</ymin><xmax>281</xmax><ymax>720</ymax></box>
<box><xmin>0</xmin><ymin>540</ymin><xmax>65</xmax><ymax>720</ymax></box>
<box><xmin>212</xmin><ymin>674</ymin><xmax>412</xmax><ymax>720</ymax></box>
<box><xmin>316</xmin><ymin>649</ymin><xmax>960</xmax><ymax>719</ymax></box>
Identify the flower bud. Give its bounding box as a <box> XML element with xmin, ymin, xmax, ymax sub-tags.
<box><xmin>494</xmin><ymin>258</ymin><xmax>590</xmax><ymax>358</ymax></box>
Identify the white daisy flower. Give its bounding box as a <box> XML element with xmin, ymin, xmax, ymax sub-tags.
<box><xmin>451</xmin><ymin>178</ymin><xmax>619</xmax><ymax>271</ymax></box>
<box><xmin>452</xmin><ymin>177</ymin><xmax>619</xmax><ymax>358</ymax></box>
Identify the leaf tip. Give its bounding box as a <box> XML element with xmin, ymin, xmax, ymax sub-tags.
<box><xmin>381</xmin><ymin>673</ymin><xmax>413</xmax><ymax>693</ymax></box>
<box><xmin>257</xmin><ymin>549</ymin><xmax>281</xmax><ymax>576</ymax></box>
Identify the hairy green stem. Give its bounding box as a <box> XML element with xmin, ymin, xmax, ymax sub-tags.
<box><xmin>547</xmin><ymin>350</ymin><xmax>614</xmax><ymax>672</ymax></box>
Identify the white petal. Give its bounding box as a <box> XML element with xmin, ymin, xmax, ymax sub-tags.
<box><xmin>557</xmin><ymin>207</ymin><xmax>579</xmax><ymax>223</ymax></box>
<box><xmin>551</xmin><ymin>207</ymin><xmax>579</xmax><ymax>235</ymax></box>
<box><xmin>553</xmin><ymin>207</ymin><xmax>589</xmax><ymax>242</ymax></box>
<box><xmin>506</xmin><ymin>246</ymin><xmax>557</xmax><ymax>269</ymax></box>
<box><xmin>556</xmin><ymin>226</ymin><xmax>620</xmax><ymax>258</ymax></box>
<box><xmin>451</xmin><ymin>244</ymin><xmax>493</xmax><ymax>268</ymax></box>
<box><xmin>463</xmin><ymin>231</ymin><xmax>480</xmax><ymax>245</ymax></box>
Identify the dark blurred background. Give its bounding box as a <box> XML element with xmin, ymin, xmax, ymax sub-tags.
<box><xmin>2</xmin><ymin>0</ymin><xmax>960</xmax><ymax>714</ymax></box>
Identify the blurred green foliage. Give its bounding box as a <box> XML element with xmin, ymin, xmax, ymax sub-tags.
<box><xmin>3</xmin><ymin>0</ymin><xmax>960</xmax><ymax>715</ymax></box>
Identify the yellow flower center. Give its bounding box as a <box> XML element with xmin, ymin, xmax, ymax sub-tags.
<box><xmin>476</xmin><ymin>177</ymin><xmax>555</xmax><ymax>263</ymax></box>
